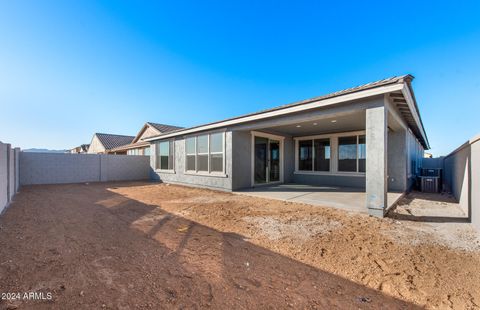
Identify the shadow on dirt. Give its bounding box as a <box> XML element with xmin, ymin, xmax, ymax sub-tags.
<box><xmin>0</xmin><ymin>181</ymin><xmax>420</xmax><ymax>309</ymax></box>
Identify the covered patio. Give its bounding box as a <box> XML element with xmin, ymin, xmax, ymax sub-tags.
<box><xmin>236</xmin><ymin>183</ymin><xmax>404</xmax><ymax>213</ymax></box>
<box><xmin>230</xmin><ymin>85</ymin><xmax>427</xmax><ymax>216</ymax></box>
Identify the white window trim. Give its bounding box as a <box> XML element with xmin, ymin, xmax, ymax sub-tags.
<box><xmin>155</xmin><ymin>139</ymin><xmax>175</xmax><ymax>173</ymax></box>
<box><xmin>294</xmin><ymin>130</ymin><xmax>366</xmax><ymax>176</ymax></box>
<box><xmin>296</xmin><ymin>137</ymin><xmax>332</xmax><ymax>173</ymax></box>
<box><xmin>184</xmin><ymin>131</ymin><xmax>226</xmax><ymax>176</ymax></box>
<box><xmin>196</xmin><ymin>134</ymin><xmax>209</xmax><ymax>173</ymax></box>
<box><xmin>185</xmin><ymin>136</ymin><xmax>197</xmax><ymax>173</ymax></box>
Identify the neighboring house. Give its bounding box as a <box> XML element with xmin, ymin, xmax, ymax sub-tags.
<box><xmin>108</xmin><ymin>122</ymin><xmax>183</xmax><ymax>156</ymax></box>
<box><xmin>145</xmin><ymin>75</ymin><xmax>429</xmax><ymax>218</ymax></box>
<box><xmin>69</xmin><ymin>144</ymin><xmax>90</xmax><ymax>154</ymax></box>
<box><xmin>87</xmin><ymin>133</ymin><xmax>135</xmax><ymax>154</ymax></box>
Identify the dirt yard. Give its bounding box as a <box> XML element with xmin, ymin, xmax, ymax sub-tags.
<box><xmin>0</xmin><ymin>182</ymin><xmax>479</xmax><ymax>309</ymax></box>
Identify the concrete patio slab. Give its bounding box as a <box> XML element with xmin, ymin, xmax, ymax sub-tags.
<box><xmin>236</xmin><ymin>183</ymin><xmax>403</xmax><ymax>213</ymax></box>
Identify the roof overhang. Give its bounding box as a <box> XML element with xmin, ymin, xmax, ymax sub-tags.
<box><xmin>145</xmin><ymin>78</ymin><xmax>429</xmax><ymax>149</ymax></box>
<box><xmin>400</xmin><ymin>84</ymin><xmax>430</xmax><ymax>148</ymax></box>
<box><xmin>108</xmin><ymin>141</ymin><xmax>150</xmax><ymax>152</ymax></box>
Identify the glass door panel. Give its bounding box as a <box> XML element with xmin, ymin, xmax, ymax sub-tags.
<box><xmin>269</xmin><ymin>140</ymin><xmax>280</xmax><ymax>182</ymax></box>
<box><xmin>254</xmin><ymin>136</ymin><xmax>268</xmax><ymax>184</ymax></box>
<box><xmin>254</xmin><ymin>135</ymin><xmax>281</xmax><ymax>185</ymax></box>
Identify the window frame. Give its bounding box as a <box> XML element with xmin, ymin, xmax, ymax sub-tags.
<box><xmin>185</xmin><ymin>136</ymin><xmax>197</xmax><ymax>172</ymax></box>
<box><xmin>294</xmin><ymin>130</ymin><xmax>366</xmax><ymax>176</ymax></box>
<box><xmin>297</xmin><ymin>138</ymin><xmax>331</xmax><ymax>172</ymax></box>
<box><xmin>338</xmin><ymin>135</ymin><xmax>366</xmax><ymax>173</ymax></box>
<box><xmin>184</xmin><ymin>131</ymin><xmax>226</xmax><ymax>176</ymax></box>
<box><xmin>154</xmin><ymin>139</ymin><xmax>175</xmax><ymax>173</ymax></box>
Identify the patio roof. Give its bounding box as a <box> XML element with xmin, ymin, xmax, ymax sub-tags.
<box><xmin>145</xmin><ymin>75</ymin><xmax>429</xmax><ymax>149</ymax></box>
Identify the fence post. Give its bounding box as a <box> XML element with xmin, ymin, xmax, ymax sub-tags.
<box><xmin>6</xmin><ymin>144</ymin><xmax>11</xmax><ymax>203</ymax></box>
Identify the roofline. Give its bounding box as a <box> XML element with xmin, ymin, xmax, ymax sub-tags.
<box><xmin>94</xmin><ymin>133</ymin><xmax>135</xmax><ymax>138</ymax></box>
<box><xmin>91</xmin><ymin>132</ymin><xmax>135</xmax><ymax>150</ymax></box>
<box><xmin>146</xmin><ymin>82</ymin><xmax>421</xmax><ymax>141</ymax></box>
<box><xmin>131</xmin><ymin>123</ymin><xmax>161</xmax><ymax>144</ymax></box>
<box><xmin>401</xmin><ymin>79</ymin><xmax>430</xmax><ymax>149</ymax></box>
<box><xmin>109</xmin><ymin>141</ymin><xmax>150</xmax><ymax>152</ymax></box>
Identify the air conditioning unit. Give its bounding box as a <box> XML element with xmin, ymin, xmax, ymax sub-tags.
<box><xmin>420</xmin><ymin>176</ymin><xmax>440</xmax><ymax>193</ymax></box>
<box><xmin>421</xmin><ymin>168</ymin><xmax>442</xmax><ymax>177</ymax></box>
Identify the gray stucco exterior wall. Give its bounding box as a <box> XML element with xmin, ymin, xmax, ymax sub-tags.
<box><xmin>387</xmin><ymin>129</ymin><xmax>408</xmax><ymax>192</ymax></box>
<box><xmin>406</xmin><ymin>130</ymin><xmax>425</xmax><ymax>189</ymax></box>
<box><xmin>231</xmin><ymin>131</ymin><xmax>252</xmax><ymax>190</ymax></box>
<box><xmin>293</xmin><ymin>174</ymin><xmax>365</xmax><ymax>188</ymax></box>
<box><xmin>150</xmin><ymin>131</ymin><xmax>233</xmax><ymax>191</ymax></box>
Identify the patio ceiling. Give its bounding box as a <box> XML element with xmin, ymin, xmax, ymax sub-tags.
<box><xmin>262</xmin><ymin>110</ymin><xmax>366</xmax><ymax>136</ymax></box>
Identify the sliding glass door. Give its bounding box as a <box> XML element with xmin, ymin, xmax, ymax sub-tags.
<box><xmin>254</xmin><ymin>137</ymin><xmax>268</xmax><ymax>184</ymax></box>
<box><xmin>254</xmin><ymin>135</ymin><xmax>282</xmax><ymax>185</ymax></box>
<box><xmin>269</xmin><ymin>140</ymin><xmax>280</xmax><ymax>182</ymax></box>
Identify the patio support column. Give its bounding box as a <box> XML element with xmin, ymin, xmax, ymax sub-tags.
<box><xmin>366</xmin><ymin>104</ymin><xmax>388</xmax><ymax>217</ymax></box>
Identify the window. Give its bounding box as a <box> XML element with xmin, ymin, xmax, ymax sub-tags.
<box><xmin>197</xmin><ymin>135</ymin><xmax>209</xmax><ymax>172</ymax></box>
<box><xmin>358</xmin><ymin>135</ymin><xmax>366</xmax><ymax>172</ymax></box>
<box><xmin>144</xmin><ymin>146</ymin><xmax>150</xmax><ymax>156</ymax></box>
<box><xmin>186</xmin><ymin>137</ymin><xmax>196</xmax><ymax>171</ymax></box>
<box><xmin>314</xmin><ymin>139</ymin><xmax>330</xmax><ymax>171</ymax></box>
<box><xmin>295</xmin><ymin>132</ymin><xmax>365</xmax><ymax>175</ymax></box>
<box><xmin>338</xmin><ymin>135</ymin><xmax>366</xmax><ymax>172</ymax></box>
<box><xmin>128</xmin><ymin>149</ymin><xmax>141</xmax><ymax>155</ymax></box>
<box><xmin>298</xmin><ymin>139</ymin><xmax>330</xmax><ymax>171</ymax></box>
<box><xmin>185</xmin><ymin>132</ymin><xmax>225</xmax><ymax>174</ymax></box>
<box><xmin>210</xmin><ymin>133</ymin><xmax>224</xmax><ymax>172</ymax></box>
<box><xmin>155</xmin><ymin>140</ymin><xmax>174</xmax><ymax>170</ymax></box>
<box><xmin>298</xmin><ymin>140</ymin><xmax>313</xmax><ymax>171</ymax></box>
<box><xmin>338</xmin><ymin>136</ymin><xmax>357</xmax><ymax>172</ymax></box>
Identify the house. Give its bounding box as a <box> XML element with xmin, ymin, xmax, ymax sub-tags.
<box><xmin>87</xmin><ymin>133</ymin><xmax>135</xmax><ymax>154</ymax></box>
<box><xmin>69</xmin><ymin>144</ymin><xmax>90</xmax><ymax>154</ymax></box>
<box><xmin>108</xmin><ymin>122</ymin><xmax>183</xmax><ymax>155</ymax></box>
<box><xmin>145</xmin><ymin>75</ymin><xmax>429</xmax><ymax>217</ymax></box>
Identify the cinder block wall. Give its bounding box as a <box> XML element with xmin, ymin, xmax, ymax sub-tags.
<box><xmin>20</xmin><ymin>153</ymin><xmax>151</xmax><ymax>185</ymax></box>
<box><xmin>0</xmin><ymin>143</ymin><xmax>8</xmax><ymax>213</ymax></box>
<box><xmin>0</xmin><ymin>142</ymin><xmax>20</xmax><ymax>214</ymax></box>
<box><xmin>14</xmin><ymin>148</ymin><xmax>20</xmax><ymax>192</ymax></box>
<box><xmin>444</xmin><ymin>134</ymin><xmax>480</xmax><ymax>231</ymax></box>
<box><xmin>8</xmin><ymin>147</ymin><xmax>15</xmax><ymax>201</ymax></box>
<box><xmin>99</xmin><ymin>154</ymin><xmax>151</xmax><ymax>182</ymax></box>
<box><xmin>20</xmin><ymin>152</ymin><xmax>102</xmax><ymax>184</ymax></box>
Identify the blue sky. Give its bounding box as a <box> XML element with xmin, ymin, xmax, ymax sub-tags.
<box><xmin>0</xmin><ymin>1</ymin><xmax>479</xmax><ymax>156</ymax></box>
